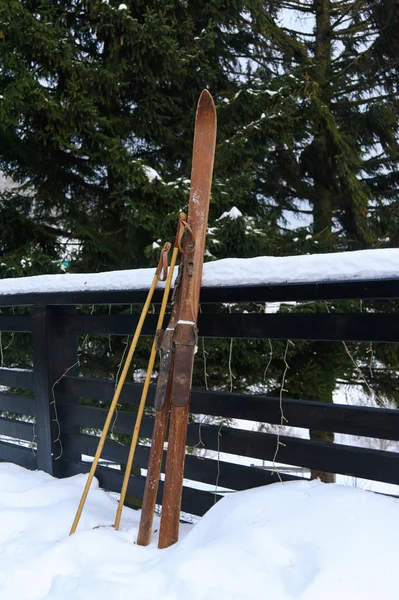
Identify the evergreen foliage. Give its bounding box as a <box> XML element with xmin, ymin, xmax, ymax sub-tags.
<box><xmin>0</xmin><ymin>0</ymin><xmax>250</xmax><ymax>272</ymax></box>
<box><xmin>208</xmin><ymin>1</ymin><xmax>399</xmax><ymax>423</ymax></box>
<box><xmin>215</xmin><ymin>1</ymin><xmax>399</xmax><ymax>251</ymax></box>
<box><xmin>0</xmin><ymin>1</ymin><xmax>399</xmax><ymax>433</ymax></box>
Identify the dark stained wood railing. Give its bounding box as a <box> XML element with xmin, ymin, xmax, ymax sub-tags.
<box><xmin>0</xmin><ymin>276</ymin><xmax>398</xmax><ymax>516</ymax></box>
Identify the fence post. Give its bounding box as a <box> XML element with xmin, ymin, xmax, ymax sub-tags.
<box><xmin>32</xmin><ymin>306</ymin><xmax>78</xmax><ymax>476</ymax></box>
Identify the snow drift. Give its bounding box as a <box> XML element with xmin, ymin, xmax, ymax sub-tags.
<box><xmin>0</xmin><ymin>462</ymin><xmax>397</xmax><ymax>599</ymax></box>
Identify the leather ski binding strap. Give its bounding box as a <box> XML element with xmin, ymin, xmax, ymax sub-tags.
<box><xmin>156</xmin><ymin>242</ymin><xmax>171</xmax><ymax>282</ymax></box>
<box><xmin>173</xmin><ymin>320</ymin><xmax>198</xmax><ymax>348</ymax></box>
<box><xmin>154</xmin><ymin>321</ymin><xmax>198</xmax><ymax>410</ymax></box>
<box><xmin>154</xmin><ymin>328</ymin><xmax>174</xmax><ymax>411</ymax></box>
<box><xmin>171</xmin><ymin>262</ymin><xmax>183</xmax><ymax>304</ymax></box>
<box><xmin>169</xmin><ymin>321</ymin><xmax>198</xmax><ymax>407</ymax></box>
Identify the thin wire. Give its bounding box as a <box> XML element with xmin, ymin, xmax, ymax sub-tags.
<box><xmin>361</xmin><ymin>299</ymin><xmax>375</xmax><ymax>379</ymax></box>
<box><xmin>115</xmin><ymin>337</ymin><xmax>130</xmax><ymax>388</ymax></box>
<box><xmin>111</xmin><ymin>304</ymin><xmax>134</xmax><ymax>442</ymax></box>
<box><xmin>194</xmin><ymin>306</ymin><xmax>208</xmax><ymax>451</ymax></box>
<box><xmin>4</xmin><ymin>332</ymin><xmax>14</xmax><ymax>351</ymax></box>
<box><xmin>227</xmin><ymin>305</ymin><xmax>235</xmax><ymax>393</ymax></box>
<box><xmin>263</xmin><ymin>339</ymin><xmax>273</xmax><ymax>380</ymax></box>
<box><xmin>214</xmin><ymin>423</ymin><xmax>223</xmax><ymax>503</ymax></box>
<box><xmin>0</xmin><ymin>309</ymin><xmax>3</xmax><ymax>367</ymax></box>
<box><xmin>50</xmin><ymin>305</ymin><xmax>95</xmax><ymax>460</ymax></box>
<box><xmin>342</xmin><ymin>340</ymin><xmax>385</xmax><ymax>405</ymax></box>
<box><xmin>110</xmin><ymin>335</ymin><xmax>130</xmax><ymax>443</ymax></box>
<box><xmin>77</xmin><ymin>305</ymin><xmax>95</xmax><ymax>353</ymax></box>
<box><xmin>272</xmin><ymin>339</ymin><xmax>292</xmax><ymax>482</ymax></box>
<box><xmin>51</xmin><ymin>361</ymin><xmax>79</xmax><ymax>460</ymax></box>
<box><xmin>194</xmin><ymin>415</ymin><xmax>206</xmax><ymax>451</ymax></box>
<box><xmin>31</xmin><ymin>417</ymin><xmax>37</xmax><ymax>456</ymax></box>
<box><xmin>202</xmin><ymin>340</ymin><xmax>209</xmax><ymax>391</ymax></box>
<box><xmin>324</xmin><ymin>302</ymin><xmax>385</xmax><ymax>406</ymax></box>
<box><xmin>367</xmin><ymin>342</ymin><xmax>374</xmax><ymax>379</ymax></box>
<box><xmin>228</xmin><ymin>338</ymin><xmax>234</xmax><ymax>393</ymax></box>
<box><xmin>108</xmin><ymin>305</ymin><xmax>112</xmax><ymax>355</ymax></box>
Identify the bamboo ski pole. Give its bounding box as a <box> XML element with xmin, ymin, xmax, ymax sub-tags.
<box><xmin>114</xmin><ymin>214</ymin><xmax>186</xmax><ymax>531</ymax></box>
<box><xmin>69</xmin><ymin>242</ymin><xmax>171</xmax><ymax>536</ymax></box>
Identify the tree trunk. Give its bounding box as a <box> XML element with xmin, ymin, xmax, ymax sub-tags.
<box><xmin>309</xmin><ymin>2</ymin><xmax>336</xmax><ymax>483</ymax></box>
<box><xmin>313</xmin><ymin>180</ymin><xmax>333</xmax><ymax>242</ymax></box>
<box><xmin>312</xmin><ymin>0</ymin><xmax>333</xmax><ymax>242</ymax></box>
<box><xmin>309</xmin><ymin>430</ymin><xmax>336</xmax><ymax>483</ymax></box>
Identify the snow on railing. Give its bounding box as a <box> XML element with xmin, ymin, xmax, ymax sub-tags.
<box><xmin>0</xmin><ymin>248</ymin><xmax>399</xmax><ymax>296</ymax></box>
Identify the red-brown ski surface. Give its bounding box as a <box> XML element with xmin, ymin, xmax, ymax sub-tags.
<box><xmin>158</xmin><ymin>90</ymin><xmax>216</xmax><ymax>548</ymax></box>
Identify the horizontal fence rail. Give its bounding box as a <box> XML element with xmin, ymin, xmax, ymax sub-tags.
<box><xmin>0</xmin><ymin>363</ymin><xmax>37</xmax><ymax>473</ymax></box>
<box><xmin>61</xmin><ymin>459</ymin><xmax>223</xmax><ymax>517</ymax></box>
<box><xmin>0</xmin><ymin>392</ymin><xmax>35</xmax><ymax>416</ymax></box>
<box><xmin>59</xmin><ymin>312</ymin><xmax>399</xmax><ymax>343</ymax></box>
<box><xmin>0</xmin><ymin>315</ymin><xmax>32</xmax><ymax>332</ymax></box>
<box><xmin>0</xmin><ymin>277</ymin><xmax>398</xmax><ymax>306</ymax></box>
<box><xmin>59</xmin><ymin>376</ymin><xmax>399</xmax><ymax>441</ymax></box>
<box><xmin>62</xmin><ymin>433</ymin><xmax>300</xmax><ymax>489</ymax></box>
<box><xmin>56</xmin><ymin>385</ymin><xmax>399</xmax><ymax>485</ymax></box>
<box><xmin>0</xmin><ymin>275</ymin><xmax>398</xmax><ymax>517</ymax></box>
<box><xmin>0</xmin><ymin>440</ymin><xmax>36</xmax><ymax>470</ymax></box>
<box><xmin>0</xmin><ymin>367</ymin><xmax>34</xmax><ymax>389</ymax></box>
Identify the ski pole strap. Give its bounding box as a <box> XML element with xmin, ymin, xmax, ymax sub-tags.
<box><xmin>177</xmin><ymin>220</ymin><xmax>195</xmax><ymax>255</ymax></box>
<box><xmin>156</xmin><ymin>242</ymin><xmax>172</xmax><ymax>282</ymax></box>
<box><xmin>174</xmin><ymin>213</ymin><xmax>187</xmax><ymax>247</ymax></box>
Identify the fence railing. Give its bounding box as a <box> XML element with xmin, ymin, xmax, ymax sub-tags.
<box><xmin>0</xmin><ymin>276</ymin><xmax>399</xmax><ymax>517</ymax></box>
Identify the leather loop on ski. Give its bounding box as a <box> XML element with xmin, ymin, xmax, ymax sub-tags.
<box><xmin>178</xmin><ymin>221</ymin><xmax>195</xmax><ymax>255</ymax></box>
<box><xmin>156</xmin><ymin>242</ymin><xmax>172</xmax><ymax>282</ymax></box>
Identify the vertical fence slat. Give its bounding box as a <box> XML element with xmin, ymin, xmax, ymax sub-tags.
<box><xmin>32</xmin><ymin>306</ymin><xmax>78</xmax><ymax>475</ymax></box>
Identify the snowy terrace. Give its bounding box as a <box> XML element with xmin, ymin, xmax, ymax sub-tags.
<box><xmin>0</xmin><ymin>247</ymin><xmax>398</xmax><ymax>500</ymax></box>
<box><xmin>0</xmin><ymin>248</ymin><xmax>399</xmax><ymax>598</ymax></box>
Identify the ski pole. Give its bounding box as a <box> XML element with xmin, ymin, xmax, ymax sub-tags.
<box><xmin>114</xmin><ymin>213</ymin><xmax>186</xmax><ymax>530</ymax></box>
<box><xmin>69</xmin><ymin>242</ymin><xmax>171</xmax><ymax>535</ymax></box>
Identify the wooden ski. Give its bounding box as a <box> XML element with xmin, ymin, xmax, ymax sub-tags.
<box><xmin>137</xmin><ymin>90</ymin><xmax>216</xmax><ymax>549</ymax></box>
<box><xmin>136</xmin><ymin>221</ymin><xmax>185</xmax><ymax>547</ymax></box>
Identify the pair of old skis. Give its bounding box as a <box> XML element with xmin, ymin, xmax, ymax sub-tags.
<box><xmin>137</xmin><ymin>90</ymin><xmax>216</xmax><ymax>549</ymax></box>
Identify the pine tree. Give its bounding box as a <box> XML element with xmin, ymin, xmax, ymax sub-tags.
<box><xmin>1</xmin><ymin>2</ymin><xmax>398</xmax><ymax>483</ymax></box>
<box><xmin>0</xmin><ymin>0</ymin><xmax>256</xmax><ymax>272</ymax></box>
<box><xmin>205</xmin><ymin>2</ymin><xmax>399</xmax><ymax>481</ymax></box>
<box><xmin>214</xmin><ymin>1</ymin><xmax>399</xmax><ymax>250</ymax></box>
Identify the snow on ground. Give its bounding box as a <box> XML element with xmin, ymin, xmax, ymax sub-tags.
<box><xmin>0</xmin><ymin>248</ymin><xmax>399</xmax><ymax>296</ymax></box>
<box><xmin>0</xmin><ymin>462</ymin><xmax>398</xmax><ymax>600</ymax></box>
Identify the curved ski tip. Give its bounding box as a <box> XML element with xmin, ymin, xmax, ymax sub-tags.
<box><xmin>198</xmin><ymin>89</ymin><xmax>215</xmax><ymax>111</ymax></box>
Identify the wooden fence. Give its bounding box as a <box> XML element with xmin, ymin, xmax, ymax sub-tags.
<box><xmin>0</xmin><ymin>276</ymin><xmax>399</xmax><ymax>517</ymax></box>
